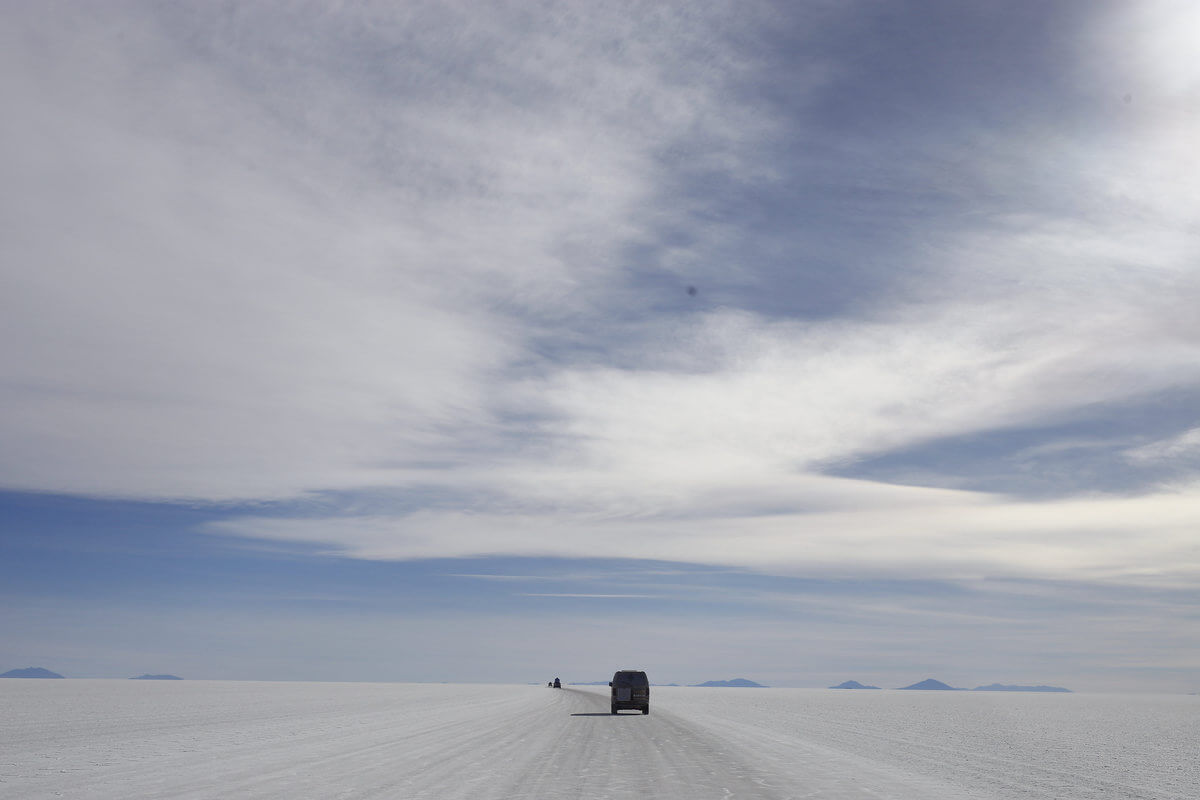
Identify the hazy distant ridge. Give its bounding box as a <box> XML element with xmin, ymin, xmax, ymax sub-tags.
<box><xmin>973</xmin><ymin>683</ymin><xmax>1071</xmax><ymax>692</ymax></box>
<box><xmin>895</xmin><ymin>678</ymin><xmax>1072</xmax><ymax>691</ymax></box>
<box><xmin>830</xmin><ymin>680</ymin><xmax>881</xmax><ymax>689</ymax></box>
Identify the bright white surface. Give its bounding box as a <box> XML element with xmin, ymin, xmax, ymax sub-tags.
<box><xmin>2</xmin><ymin>681</ymin><xmax>1196</xmax><ymax>799</ymax></box>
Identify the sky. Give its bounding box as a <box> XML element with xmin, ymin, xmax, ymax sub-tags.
<box><xmin>2</xmin><ymin>1</ymin><xmax>1198</xmax><ymax>692</ymax></box>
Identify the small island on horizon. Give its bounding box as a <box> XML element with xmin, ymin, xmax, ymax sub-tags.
<box><xmin>131</xmin><ymin>674</ymin><xmax>183</xmax><ymax>680</ymax></box>
<box><xmin>691</xmin><ymin>678</ymin><xmax>767</xmax><ymax>688</ymax></box>
<box><xmin>898</xmin><ymin>678</ymin><xmax>961</xmax><ymax>690</ymax></box>
<box><xmin>1</xmin><ymin>667</ymin><xmax>65</xmax><ymax>679</ymax></box>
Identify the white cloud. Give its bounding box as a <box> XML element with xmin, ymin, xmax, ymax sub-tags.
<box><xmin>209</xmin><ymin>477</ymin><xmax>1200</xmax><ymax>588</ymax></box>
<box><xmin>0</xmin><ymin>2</ymin><xmax>783</xmax><ymax>500</ymax></box>
<box><xmin>1125</xmin><ymin>427</ymin><xmax>1200</xmax><ymax>465</ymax></box>
<box><xmin>1085</xmin><ymin>0</ymin><xmax>1200</xmax><ymax>99</ymax></box>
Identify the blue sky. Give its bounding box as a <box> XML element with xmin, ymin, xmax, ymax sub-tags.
<box><xmin>2</xmin><ymin>1</ymin><xmax>1198</xmax><ymax>691</ymax></box>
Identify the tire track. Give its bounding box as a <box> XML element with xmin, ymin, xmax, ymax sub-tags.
<box><xmin>497</xmin><ymin>687</ymin><xmax>793</xmax><ymax>799</ymax></box>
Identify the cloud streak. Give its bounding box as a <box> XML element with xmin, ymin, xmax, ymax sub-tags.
<box><xmin>209</xmin><ymin>477</ymin><xmax>1200</xmax><ymax>587</ymax></box>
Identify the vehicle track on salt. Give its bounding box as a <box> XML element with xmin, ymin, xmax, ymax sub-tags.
<box><xmin>512</xmin><ymin>687</ymin><xmax>792</xmax><ymax>799</ymax></box>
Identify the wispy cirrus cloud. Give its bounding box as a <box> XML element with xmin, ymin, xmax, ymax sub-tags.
<box><xmin>4</xmin><ymin>0</ymin><xmax>1200</xmax><ymax>597</ymax></box>
<box><xmin>0</xmin><ymin>1</ymin><xmax>787</xmax><ymax>500</ymax></box>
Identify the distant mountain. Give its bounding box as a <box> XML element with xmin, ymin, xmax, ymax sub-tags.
<box><xmin>1</xmin><ymin>667</ymin><xmax>65</xmax><ymax>679</ymax></box>
<box><xmin>830</xmin><ymin>680</ymin><xmax>881</xmax><ymax>689</ymax></box>
<box><xmin>691</xmin><ymin>678</ymin><xmax>766</xmax><ymax>688</ymax></box>
<box><xmin>973</xmin><ymin>683</ymin><xmax>1070</xmax><ymax>693</ymax></box>
<box><xmin>897</xmin><ymin>678</ymin><xmax>961</xmax><ymax>690</ymax></box>
<box><xmin>131</xmin><ymin>674</ymin><xmax>183</xmax><ymax>680</ymax></box>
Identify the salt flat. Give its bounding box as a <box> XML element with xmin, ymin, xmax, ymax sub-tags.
<box><xmin>2</xmin><ymin>681</ymin><xmax>1195</xmax><ymax>799</ymax></box>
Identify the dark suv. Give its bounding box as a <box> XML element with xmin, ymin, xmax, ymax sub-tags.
<box><xmin>609</xmin><ymin>670</ymin><xmax>650</xmax><ymax>714</ymax></box>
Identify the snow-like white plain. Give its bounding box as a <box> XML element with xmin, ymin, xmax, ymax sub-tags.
<box><xmin>2</xmin><ymin>680</ymin><xmax>1196</xmax><ymax>799</ymax></box>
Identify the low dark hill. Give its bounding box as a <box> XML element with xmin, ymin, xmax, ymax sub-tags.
<box><xmin>973</xmin><ymin>683</ymin><xmax>1071</xmax><ymax>692</ymax></box>
<box><xmin>897</xmin><ymin>678</ymin><xmax>961</xmax><ymax>690</ymax></box>
<box><xmin>1</xmin><ymin>667</ymin><xmax>65</xmax><ymax>679</ymax></box>
<box><xmin>691</xmin><ymin>678</ymin><xmax>767</xmax><ymax>687</ymax></box>
<box><xmin>131</xmin><ymin>674</ymin><xmax>183</xmax><ymax>680</ymax></box>
<box><xmin>830</xmin><ymin>680</ymin><xmax>881</xmax><ymax>689</ymax></box>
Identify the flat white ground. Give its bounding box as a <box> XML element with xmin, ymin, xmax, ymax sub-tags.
<box><xmin>2</xmin><ymin>681</ymin><xmax>1195</xmax><ymax>799</ymax></box>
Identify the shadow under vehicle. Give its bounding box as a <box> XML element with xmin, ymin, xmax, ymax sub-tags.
<box><xmin>609</xmin><ymin>669</ymin><xmax>649</xmax><ymax>714</ymax></box>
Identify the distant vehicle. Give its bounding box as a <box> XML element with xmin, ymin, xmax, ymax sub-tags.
<box><xmin>609</xmin><ymin>670</ymin><xmax>649</xmax><ymax>714</ymax></box>
<box><xmin>553</xmin><ymin>677</ymin><xmax>561</xmax><ymax>688</ymax></box>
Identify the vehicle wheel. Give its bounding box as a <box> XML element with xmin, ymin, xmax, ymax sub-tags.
<box><xmin>611</xmin><ymin>705</ymin><xmax>617</xmax><ymax>715</ymax></box>
<box><xmin>642</xmin><ymin>707</ymin><xmax>649</xmax><ymax>715</ymax></box>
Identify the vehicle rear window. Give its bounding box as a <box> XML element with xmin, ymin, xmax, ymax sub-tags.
<box><xmin>613</xmin><ymin>671</ymin><xmax>649</xmax><ymax>687</ymax></box>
